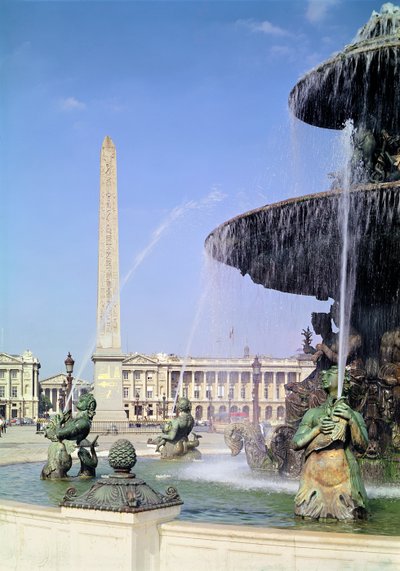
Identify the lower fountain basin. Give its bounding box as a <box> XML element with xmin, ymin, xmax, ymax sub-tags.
<box><xmin>1</xmin><ymin>456</ymin><xmax>399</xmax><ymax>536</ymax></box>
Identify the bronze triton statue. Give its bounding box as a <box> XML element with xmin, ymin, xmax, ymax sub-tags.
<box><xmin>149</xmin><ymin>397</ymin><xmax>201</xmax><ymax>460</ymax></box>
<box><xmin>41</xmin><ymin>393</ymin><xmax>98</xmax><ymax>480</ymax></box>
<box><xmin>292</xmin><ymin>367</ymin><xmax>368</xmax><ymax>520</ymax></box>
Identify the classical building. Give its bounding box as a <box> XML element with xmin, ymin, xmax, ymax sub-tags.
<box><xmin>0</xmin><ymin>351</ymin><xmax>41</xmax><ymax>420</ymax></box>
<box><xmin>120</xmin><ymin>351</ymin><xmax>314</xmax><ymax>425</ymax></box>
<box><xmin>40</xmin><ymin>374</ymin><xmax>93</xmax><ymax>414</ymax></box>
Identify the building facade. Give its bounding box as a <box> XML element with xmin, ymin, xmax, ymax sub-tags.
<box><xmin>0</xmin><ymin>351</ymin><xmax>41</xmax><ymax>420</ymax></box>
<box><xmin>40</xmin><ymin>374</ymin><xmax>93</xmax><ymax>414</ymax></box>
<box><xmin>120</xmin><ymin>352</ymin><xmax>314</xmax><ymax>425</ymax></box>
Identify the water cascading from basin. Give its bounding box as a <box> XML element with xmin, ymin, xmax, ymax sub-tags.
<box><xmin>205</xmin><ymin>3</ymin><xmax>400</xmax><ymax>478</ymax></box>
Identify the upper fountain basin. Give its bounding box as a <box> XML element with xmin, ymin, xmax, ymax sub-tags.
<box><xmin>289</xmin><ymin>4</ymin><xmax>400</xmax><ymax>132</ymax></box>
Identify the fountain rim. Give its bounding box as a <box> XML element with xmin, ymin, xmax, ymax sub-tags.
<box><xmin>288</xmin><ymin>39</ymin><xmax>400</xmax><ymax>130</ymax></box>
<box><xmin>205</xmin><ymin>180</ymin><xmax>400</xmax><ymax>247</ymax></box>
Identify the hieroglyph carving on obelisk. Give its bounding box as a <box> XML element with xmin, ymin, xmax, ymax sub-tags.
<box><xmin>96</xmin><ymin>136</ymin><xmax>121</xmax><ymax>351</ymax></box>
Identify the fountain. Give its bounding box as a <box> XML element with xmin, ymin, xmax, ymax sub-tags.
<box><xmin>2</xmin><ymin>5</ymin><xmax>400</xmax><ymax>569</ymax></box>
<box><xmin>206</xmin><ymin>3</ymin><xmax>400</xmax><ymax>485</ymax></box>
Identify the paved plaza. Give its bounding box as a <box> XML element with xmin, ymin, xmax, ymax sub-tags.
<box><xmin>0</xmin><ymin>425</ymin><xmax>229</xmax><ymax>466</ymax></box>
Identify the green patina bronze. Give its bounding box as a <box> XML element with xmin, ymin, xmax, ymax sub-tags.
<box><xmin>292</xmin><ymin>367</ymin><xmax>369</xmax><ymax>520</ymax></box>
<box><xmin>41</xmin><ymin>393</ymin><xmax>98</xmax><ymax>480</ymax></box>
<box><xmin>149</xmin><ymin>397</ymin><xmax>201</xmax><ymax>460</ymax></box>
<box><xmin>61</xmin><ymin>438</ymin><xmax>183</xmax><ymax>513</ymax></box>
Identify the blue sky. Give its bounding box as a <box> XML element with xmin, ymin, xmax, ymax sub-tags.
<box><xmin>1</xmin><ymin>0</ymin><xmax>380</xmax><ymax>381</ymax></box>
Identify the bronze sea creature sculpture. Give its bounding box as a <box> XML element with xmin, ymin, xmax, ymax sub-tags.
<box><xmin>148</xmin><ymin>397</ymin><xmax>201</xmax><ymax>460</ymax></box>
<box><xmin>41</xmin><ymin>393</ymin><xmax>98</xmax><ymax>480</ymax></box>
<box><xmin>292</xmin><ymin>367</ymin><xmax>368</xmax><ymax>520</ymax></box>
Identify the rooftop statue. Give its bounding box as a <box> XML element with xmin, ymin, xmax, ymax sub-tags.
<box><xmin>149</xmin><ymin>397</ymin><xmax>201</xmax><ymax>460</ymax></box>
<box><xmin>292</xmin><ymin>367</ymin><xmax>368</xmax><ymax>520</ymax></box>
<box><xmin>41</xmin><ymin>393</ymin><xmax>98</xmax><ymax>480</ymax></box>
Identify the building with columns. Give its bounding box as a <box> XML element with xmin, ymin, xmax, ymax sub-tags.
<box><xmin>40</xmin><ymin>374</ymin><xmax>93</xmax><ymax>414</ymax></box>
<box><xmin>0</xmin><ymin>351</ymin><xmax>41</xmax><ymax>420</ymax></box>
<box><xmin>120</xmin><ymin>351</ymin><xmax>314</xmax><ymax>425</ymax></box>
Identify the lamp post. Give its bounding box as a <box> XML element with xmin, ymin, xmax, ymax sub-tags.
<box><xmin>208</xmin><ymin>390</ymin><xmax>213</xmax><ymax>432</ymax></box>
<box><xmin>162</xmin><ymin>393</ymin><xmax>167</xmax><ymax>420</ymax></box>
<box><xmin>64</xmin><ymin>352</ymin><xmax>75</xmax><ymax>409</ymax></box>
<box><xmin>252</xmin><ymin>355</ymin><xmax>261</xmax><ymax>426</ymax></box>
<box><xmin>59</xmin><ymin>379</ymin><xmax>67</xmax><ymax>412</ymax></box>
<box><xmin>135</xmin><ymin>392</ymin><xmax>140</xmax><ymax>421</ymax></box>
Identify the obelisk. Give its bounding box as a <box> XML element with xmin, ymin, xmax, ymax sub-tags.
<box><xmin>92</xmin><ymin>136</ymin><xmax>126</xmax><ymax>421</ymax></box>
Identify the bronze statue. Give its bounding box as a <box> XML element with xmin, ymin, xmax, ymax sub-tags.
<box><xmin>292</xmin><ymin>367</ymin><xmax>368</xmax><ymax>520</ymax></box>
<box><xmin>224</xmin><ymin>422</ymin><xmax>277</xmax><ymax>472</ymax></box>
<box><xmin>44</xmin><ymin>392</ymin><xmax>97</xmax><ymax>444</ymax></box>
<box><xmin>149</xmin><ymin>397</ymin><xmax>201</xmax><ymax>460</ymax></box>
<box><xmin>41</xmin><ymin>393</ymin><xmax>98</xmax><ymax>480</ymax></box>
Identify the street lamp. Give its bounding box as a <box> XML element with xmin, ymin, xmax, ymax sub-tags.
<box><xmin>252</xmin><ymin>355</ymin><xmax>261</xmax><ymax>426</ymax></box>
<box><xmin>208</xmin><ymin>390</ymin><xmax>213</xmax><ymax>432</ymax></box>
<box><xmin>135</xmin><ymin>392</ymin><xmax>140</xmax><ymax>421</ymax></box>
<box><xmin>162</xmin><ymin>393</ymin><xmax>167</xmax><ymax>420</ymax></box>
<box><xmin>228</xmin><ymin>386</ymin><xmax>232</xmax><ymax>423</ymax></box>
<box><xmin>64</xmin><ymin>352</ymin><xmax>75</xmax><ymax>408</ymax></box>
<box><xmin>59</xmin><ymin>379</ymin><xmax>67</xmax><ymax>412</ymax></box>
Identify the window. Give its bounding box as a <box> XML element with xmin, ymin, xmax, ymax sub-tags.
<box><xmin>146</xmin><ymin>389</ymin><xmax>153</xmax><ymax>399</ymax></box>
<box><xmin>228</xmin><ymin>386</ymin><xmax>234</xmax><ymax>399</ymax></box>
<box><xmin>147</xmin><ymin>373</ymin><xmax>153</xmax><ymax>381</ymax></box>
<box><xmin>240</xmin><ymin>386</ymin><xmax>246</xmax><ymax>399</ymax></box>
<box><xmin>206</xmin><ymin>372</ymin><xmax>215</xmax><ymax>383</ymax></box>
<box><xmin>0</xmin><ymin>370</ymin><xmax>5</xmax><ymax>379</ymax></box>
<box><xmin>194</xmin><ymin>387</ymin><xmax>200</xmax><ymax>399</ymax></box>
<box><xmin>241</xmin><ymin>372</ymin><xmax>250</xmax><ymax>383</ymax></box>
<box><xmin>277</xmin><ymin>405</ymin><xmax>285</xmax><ymax>420</ymax></box>
<box><xmin>205</xmin><ymin>385</ymin><xmax>212</xmax><ymax>399</ymax></box>
<box><xmin>123</xmin><ymin>387</ymin><xmax>129</xmax><ymax>399</ymax></box>
<box><xmin>264</xmin><ymin>386</ymin><xmax>269</xmax><ymax>399</ymax></box>
<box><xmin>11</xmin><ymin>386</ymin><xmax>18</xmax><ymax>398</ymax></box>
<box><xmin>134</xmin><ymin>371</ymin><xmax>140</xmax><ymax>380</ymax></box>
<box><xmin>11</xmin><ymin>370</ymin><xmax>18</xmax><ymax>379</ymax></box>
<box><xmin>229</xmin><ymin>372</ymin><xmax>239</xmax><ymax>383</ymax></box>
<box><xmin>287</xmin><ymin>372</ymin><xmax>297</xmax><ymax>383</ymax></box>
<box><xmin>123</xmin><ymin>371</ymin><xmax>129</xmax><ymax>380</ymax></box>
<box><xmin>217</xmin><ymin>385</ymin><xmax>224</xmax><ymax>398</ymax></box>
<box><xmin>0</xmin><ymin>386</ymin><xmax>5</xmax><ymax>397</ymax></box>
<box><xmin>264</xmin><ymin>371</ymin><xmax>273</xmax><ymax>384</ymax></box>
<box><xmin>218</xmin><ymin>371</ymin><xmax>227</xmax><ymax>383</ymax></box>
<box><xmin>182</xmin><ymin>387</ymin><xmax>188</xmax><ymax>398</ymax></box>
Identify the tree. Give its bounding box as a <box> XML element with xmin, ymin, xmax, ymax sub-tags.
<box><xmin>39</xmin><ymin>394</ymin><xmax>52</xmax><ymax>416</ymax></box>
